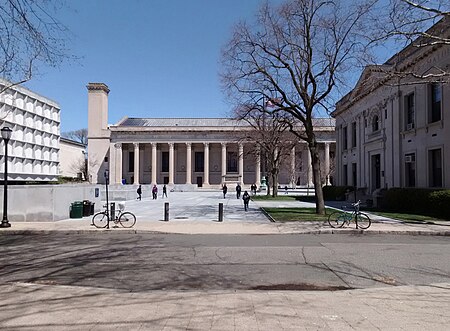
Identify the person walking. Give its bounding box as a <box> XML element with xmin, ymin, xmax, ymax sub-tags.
<box><xmin>222</xmin><ymin>184</ymin><xmax>228</xmax><ymax>199</ymax></box>
<box><xmin>242</xmin><ymin>190</ymin><xmax>250</xmax><ymax>211</ymax></box>
<box><xmin>136</xmin><ymin>185</ymin><xmax>142</xmax><ymax>200</ymax></box>
<box><xmin>236</xmin><ymin>183</ymin><xmax>242</xmax><ymax>199</ymax></box>
<box><xmin>162</xmin><ymin>184</ymin><xmax>168</xmax><ymax>198</ymax></box>
<box><xmin>152</xmin><ymin>184</ymin><xmax>158</xmax><ymax>200</ymax></box>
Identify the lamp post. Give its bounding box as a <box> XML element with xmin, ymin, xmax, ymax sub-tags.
<box><xmin>1</xmin><ymin>127</ymin><xmax>12</xmax><ymax>228</ymax></box>
<box><xmin>104</xmin><ymin>169</ymin><xmax>110</xmax><ymax>229</ymax></box>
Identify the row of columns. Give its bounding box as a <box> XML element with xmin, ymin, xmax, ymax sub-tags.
<box><xmin>109</xmin><ymin>141</ymin><xmax>332</xmax><ymax>186</ymax></box>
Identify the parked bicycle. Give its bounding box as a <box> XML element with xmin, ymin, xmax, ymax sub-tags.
<box><xmin>327</xmin><ymin>200</ymin><xmax>371</xmax><ymax>229</ymax></box>
<box><xmin>92</xmin><ymin>202</ymin><xmax>136</xmax><ymax>228</ymax></box>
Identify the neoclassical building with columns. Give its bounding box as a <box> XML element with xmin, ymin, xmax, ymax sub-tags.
<box><xmin>87</xmin><ymin>83</ymin><xmax>336</xmax><ymax>189</ymax></box>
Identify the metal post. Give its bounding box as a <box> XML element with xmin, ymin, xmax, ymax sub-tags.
<box><xmin>1</xmin><ymin>127</ymin><xmax>12</xmax><ymax>228</ymax></box>
<box><xmin>218</xmin><ymin>203</ymin><xmax>223</xmax><ymax>222</ymax></box>
<box><xmin>104</xmin><ymin>170</ymin><xmax>110</xmax><ymax>229</ymax></box>
<box><xmin>164</xmin><ymin>202</ymin><xmax>169</xmax><ymax>221</ymax></box>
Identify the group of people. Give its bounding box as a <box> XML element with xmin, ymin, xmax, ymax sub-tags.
<box><xmin>136</xmin><ymin>184</ymin><xmax>168</xmax><ymax>200</ymax></box>
<box><xmin>221</xmin><ymin>183</ymin><xmax>256</xmax><ymax>212</ymax></box>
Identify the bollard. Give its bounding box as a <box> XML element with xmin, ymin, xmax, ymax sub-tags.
<box><xmin>164</xmin><ymin>202</ymin><xmax>169</xmax><ymax>221</ymax></box>
<box><xmin>218</xmin><ymin>203</ymin><xmax>223</xmax><ymax>222</ymax></box>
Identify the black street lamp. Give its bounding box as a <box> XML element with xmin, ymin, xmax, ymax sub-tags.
<box><xmin>1</xmin><ymin>127</ymin><xmax>12</xmax><ymax>228</ymax></box>
<box><xmin>104</xmin><ymin>169</ymin><xmax>110</xmax><ymax>229</ymax></box>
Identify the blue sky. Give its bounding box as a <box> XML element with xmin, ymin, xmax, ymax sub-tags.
<box><xmin>24</xmin><ymin>0</ymin><xmax>281</xmax><ymax>133</ymax></box>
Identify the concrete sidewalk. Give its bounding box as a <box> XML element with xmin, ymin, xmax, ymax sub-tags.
<box><xmin>1</xmin><ymin>191</ymin><xmax>449</xmax><ymax>235</ymax></box>
<box><xmin>1</xmin><ymin>282</ymin><xmax>449</xmax><ymax>330</ymax></box>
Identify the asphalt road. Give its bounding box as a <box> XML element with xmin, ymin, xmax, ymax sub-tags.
<box><xmin>0</xmin><ymin>233</ymin><xmax>449</xmax><ymax>292</ymax></box>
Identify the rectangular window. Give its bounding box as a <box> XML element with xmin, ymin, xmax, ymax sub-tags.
<box><xmin>195</xmin><ymin>152</ymin><xmax>204</xmax><ymax>172</ymax></box>
<box><xmin>161</xmin><ymin>151</ymin><xmax>169</xmax><ymax>172</ymax></box>
<box><xmin>352</xmin><ymin>163</ymin><xmax>357</xmax><ymax>187</ymax></box>
<box><xmin>428</xmin><ymin>149</ymin><xmax>442</xmax><ymax>187</ymax></box>
<box><xmin>128</xmin><ymin>151</ymin><xmax>134</xmax><ymax>172</ymax></box>
<box><xmin>343</xmin><ymin>126</ymin><xmax>348</xmax><ymax>150</ymax></box>
<box><xmin>343</xmin><ymin>164</ymin><xmax>348</xmax><ymax>186</ymax></box>
<box><xmin>351</xmin><ymin>122</ymin><xmax>357</xmax><ymax>148</ymax></box>
<box><xmin>227</xmin><ymin>151</ymin><xmax>237</xmax><ymax>172</ymax></box>
<box><xmin>404</xmin><ymin>153</ymin><xmax>416</xmax><ymax>187</ymax></box>
<box><xmin>405</xmin><ymin>93</ymin><xmax>415</xmax><ymax>130</ymax></box>
<box><xmin>429</xmin><ymin>83</ymin><xmax>442</xmax><ymax>123</ymax></box>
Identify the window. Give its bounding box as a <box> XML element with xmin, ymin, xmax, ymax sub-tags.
<box><xmin>372</xmin><ymin>115</ymin><xmax>379</xmax><ymax>132</ymax></box>
<box><xmin>352</xmin><ymin>163</ymin><xmax>357</xmax><ymax>187</ymax></box>
<box><xmin>429</xmin><ymin>83</ymin><xmax>441</xmax><ymax>123</ymax></box>
<box><xmin>227</xmin><ymin>152</ymin><xmax>237</xmax><ymax>172</ymax></box>
<box><xmin>428</xmin><ymin>149</ymin><xmax>442</xmax><ymax>187</ymax></box>
<box><xmin>162</xmin><ymin>151</ymin><xmax>169</xmax><ymax>172</ymax></box>
<box><xmin>343</xmin><ymin>126</ymin><xmax>348</xmax><ymax>150</ymax></box>
<box><xmin>351</xmin><ymin>122</ymin><xmax>357</xmax><ymax>148</ymax></box>
<box><xmin>405</xmin><ymin>93</ymin><xmax>415</xmax><ymax>130</ymax></box>
<box><xmin>343</xmin><ymin>164</ymin><xmax>348</xmax><ymax>186</ymax></box>
<box><xmin>128</xmin><ymin>151</ymin><xmax>134</xmax><ymax>172</ymax></box>
<box><xmin>405</xmin><ymin>153</ymin><xmax>416</xmax><ymax>187</ymax></box>
<box><xmin>104</xmin><ymin>156</ymin><xmax>109</xmax><ymax>162</ymax></box>
<box><xmin>195</xmin><ymin>152</ymin><xmax>204</xmax><ymax>172</ymax></box>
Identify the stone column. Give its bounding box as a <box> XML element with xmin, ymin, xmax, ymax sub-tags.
<box><xmin>306</xmin><ymin>145</ymin><xmax>313</xmax><ymax>187</ymax></box>
<box><xmin>221</xmin><ymin>142</ymin><xmax>227</xmax><ymax>184</ymax></box>
<box><xmin>203</xmin><ymin>142</ymin><xmax>210</xmax><ymax>186</ymax></box>
<box><xmin>255</xmin><ymin>145</ymin><xmax>261</xmax><ymax>187</ymax></box>
<box><xmin>133</xmin><ymin>143</ymin><xmax>140</xmax><ymax>184</ymax></box>
<box><xmin>324</xmin><ymin>142</ymin><xmax>331</xmax><ymax>186</ymax></box>
<box><xmin>238</xmin><ymin>143</ymin><xmax>244</xmax><ymax>184</ymax></box>
<box><xmin>169</xmin><ymin>142</ymin><xmax>174</xmax><ymax>185</ymax></box>
<box><xmin>151</xmin><ymin>143</ymin><xmax>157</xmax><ymax>184</ymax></box>
<box><xmin>109</xmin><ymin>142</ymin><xmax>116</xmax><ymax>185</ymax></box>
<box><xmin>186</xmin><ymin>142</ymin><xmax>192</xmax><ymax>184</ymax></box>
<box><xmin>115</xmin><ymin>143</ymin><xmax>122</xmax><ymax>184</ymax></box>
<box><xmin>291</xmin><ymin>146</ymin><xmax>296</xmax><ymax>188</ymax></box>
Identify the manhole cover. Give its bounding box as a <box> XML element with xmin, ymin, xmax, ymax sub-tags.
<box><xmin>250</xmin><ymin>284</ymin><xmax>352</xmax><ymax>291</ymax></box>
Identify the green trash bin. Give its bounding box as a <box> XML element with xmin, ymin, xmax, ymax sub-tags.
<box><xmin>70</xmin><ymin>201</ymin><xmax>83</xmax><ymax>219</ymax></box>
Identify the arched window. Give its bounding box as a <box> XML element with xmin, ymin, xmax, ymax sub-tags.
<box><xmin>372</xmin><ymin>115</ymin><xmax>379</xmax><ymax>132</ymax></box>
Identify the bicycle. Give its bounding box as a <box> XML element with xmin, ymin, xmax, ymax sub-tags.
<box><xmin>327</xmin><ymin>200</ymin><xmax>371</xmax><ymax>229</ymax></box>
<box><xmin>92</xmin><ymin>202</ymin><xmax>136</xmax><ymax>228</ymax></box>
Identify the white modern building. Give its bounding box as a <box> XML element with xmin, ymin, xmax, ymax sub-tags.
<box><xmin>87</xmin><ymin>83</ymin><xmax>336</xmax><ymax>189</ymax></box>
<box><xmin>332</xmin><ymin>19</ymin><xmax>450</xmax><ymax>200</ymax></box>
<box><xmin>0</xmin><ymin>79</ymin><xmax>60</xmax><ymax>181</ymax></box>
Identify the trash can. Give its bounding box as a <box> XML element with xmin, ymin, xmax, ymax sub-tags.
<box><xmin>90</xmin><ymin>202</ymin><xmax>95</xmax><ymax>215</ymax></box>
<box><xmin>83</xmin><ymin>200</ymin><xmax>91</xmax><ymax>217</ymax></box>
<box><xmin>70</xmin><ymin>201</ymin><xmax>83</xmax><ymax>219</ymax></box>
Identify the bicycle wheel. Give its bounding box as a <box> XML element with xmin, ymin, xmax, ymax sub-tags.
<box><xmin>356</xmin><ymin>212</ymin><xmax>371</xmax><ymax>229</ymax></box>
<box><xmin>118</xmin><ymin>212</ymin><xmax>136</xmax><ymax>228</ymax></box>
<box><xmin>327</xmin><ymin>211</ymin><xmax>347</xmax><ymax>228</ymax></box>
<box><xmin>92</xmin><ymin>212</ymin><xmax>109</xmax><ymax>228</ymax></box>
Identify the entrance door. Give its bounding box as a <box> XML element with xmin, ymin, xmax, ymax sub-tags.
<box><xmin>197</xmin><ymin>176</ymin><xmax>203</xmax><ymax>187</ymax></box>
<box><xmin>371</xmin><ymin>154</ymin><xmax>381</xmax><ymax>192</ymax></box>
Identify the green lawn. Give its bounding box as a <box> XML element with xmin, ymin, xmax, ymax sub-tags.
<box><xmin>369</xmin><ymin>211</ymin><xmax>446</xmax><ymax>223</ymax></box>
<box><xmin>262</xmin><ymin>207</ymin><xmax>334</xmax><ymax>222</ymax></box>
<box><xmin>252</xmin><ymin>195</ymin><xmax>298</xmax><ymax>201</ymax></box>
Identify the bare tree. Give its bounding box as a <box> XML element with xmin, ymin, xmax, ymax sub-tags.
<box><xmin>62</xmin><ymin>128</ymin><xmax>88</xmax><ymax>145</ymax></box>
<box><xmin>0</xmin><ymin>0</ymin><xmax>72</xmax><ymax>119</ymax></box>
<box><xmin>222</xmin><ymin>0</ymin><xmax>375</xmax><ymax>214</ymax></box>
<box><xmin>235</xmin><ymin>103</ymin><xmax>297</xmax><ymax>197</ymax></box>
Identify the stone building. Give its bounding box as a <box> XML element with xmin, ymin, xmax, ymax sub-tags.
<box><xmin>332</xmin><ymin>19</ymin><xmax>450</xmax><ymax>201</ymax></box>
<box><xmin>0</xmin><ymin>79</ymin><xmax>60</xmax><ymax>181</ymax></box>
<box><xmin>87</xmin><ymin>83</ymin><xmax>336</xmax><ymax>189</ymax></box>
<box><xmin>59</xmin><ymin>138</ymin><xmax>86</xmax><ymax>179</ymax></box>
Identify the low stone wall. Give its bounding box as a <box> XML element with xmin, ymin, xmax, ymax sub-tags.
<box><xmin>1</xmin><ymin>184</ymin><xmax>103</xmax><ymax>222</ymax></box>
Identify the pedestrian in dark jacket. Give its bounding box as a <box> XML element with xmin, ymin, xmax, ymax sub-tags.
<box><xmin>222</xmin><ymin>184</ymin><xmax>228</xmax><ymax>199</ymax></box>
<box><xmin>152</xmin><ymin>185</ymin><xmax>158</xmax><ymax>199</ymax></box>
<box><xmin>236</xmin><ymin>183</ymin><xmax>242</xmax><ymax>199</ymax></box>
<box><xmin>137</xmin><ymin>185</ymin><xmax>142</xmax><ymax>200</ymax></box>
<box><xmin>162</xmin><ymin>184</ymin><xmax>168</xmax><ymax>198</ymax></box>
<box><xmin>242</xmin><ymin>191</ymin><xmax>250</xmax><ymax>211</ymax></box>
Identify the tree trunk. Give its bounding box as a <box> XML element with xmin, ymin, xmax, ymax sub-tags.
<box><xmin>309</xmin><ymin>143</ymin><xmax>325</xmax><ymax>214</ymax></box>
<box><xmin>272</xmin><ymin>172</ymin><xmax>279</xmax><ymax>197</ymax></box>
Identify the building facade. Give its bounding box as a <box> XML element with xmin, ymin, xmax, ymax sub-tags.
<box><xmin>87</xmin><ymin>83</ymin><xmax>336</xmax><ymax>189</ymax></box>
<box><xmin>0</xmin><ymin>79</ymin><xmax>60</xmax><ymax>181</ymax></box>
<box><xmin>332</xmin><ymin>21</ymin><xmax>450</xmax><ymax>198</ymax></box>
<box><xmin>59</xmin><ymin>138</ymin><xmax>86</xmax><ymax>179</ymax></box>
